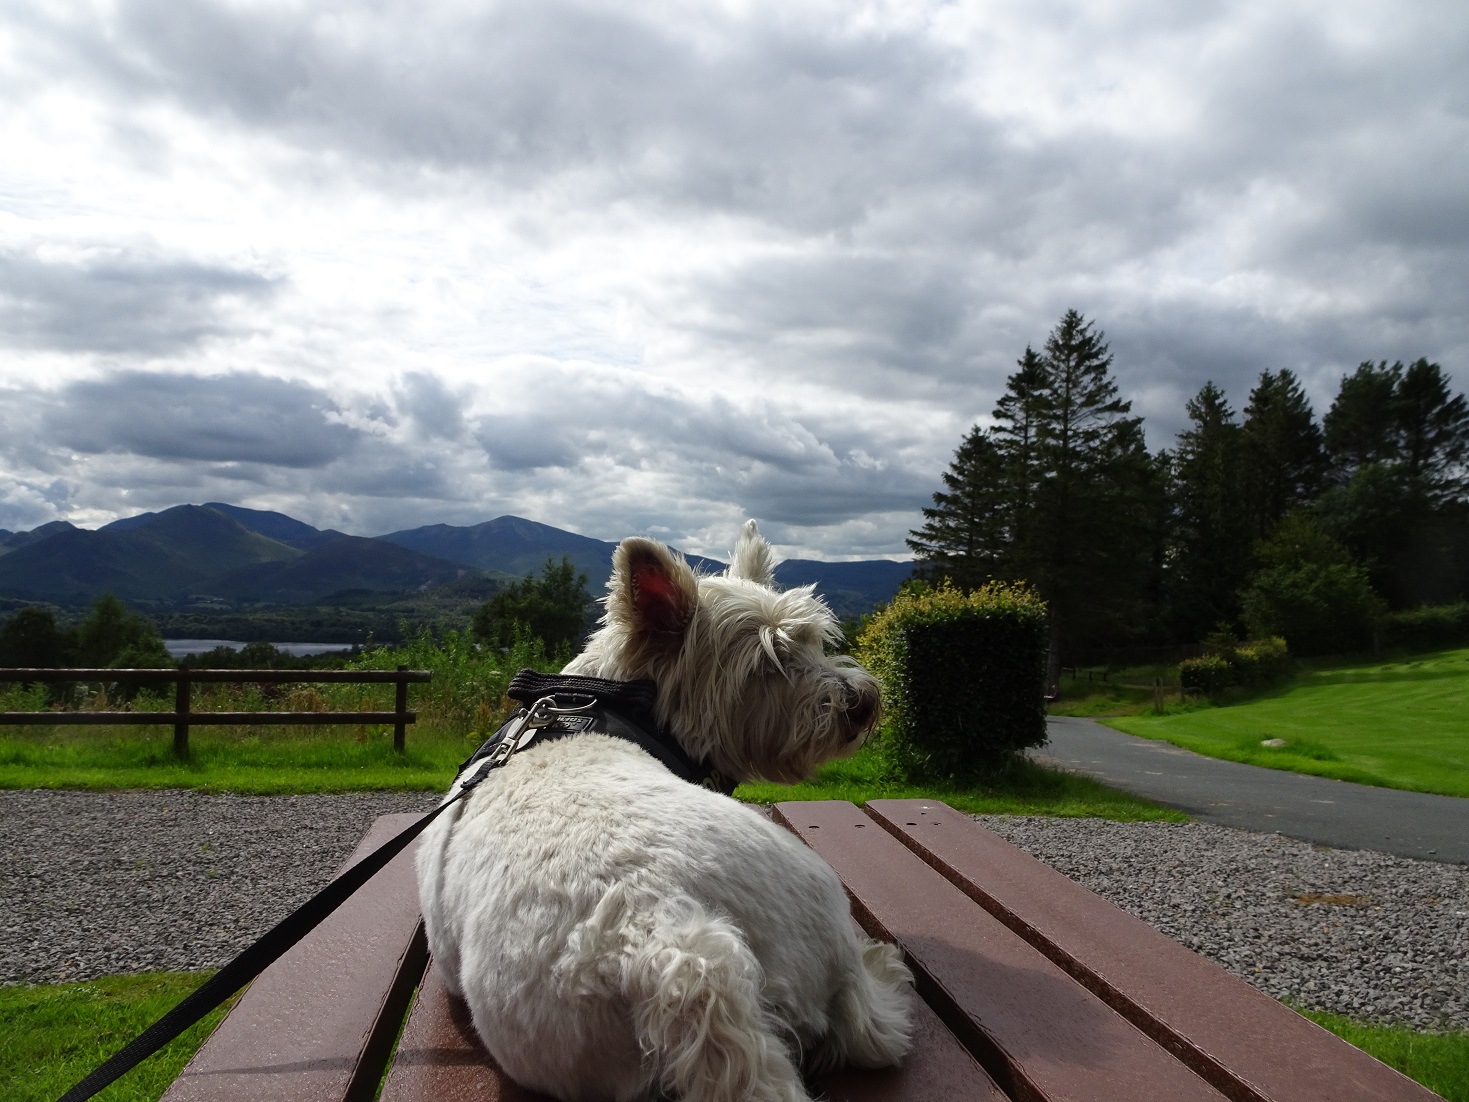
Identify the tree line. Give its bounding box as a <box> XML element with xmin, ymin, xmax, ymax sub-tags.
<box><xmin>0</xmin><ymin>557</ymin><xmax>595</xmax><ymax>672</ymax></box>
<box><xmin>908</xmin><ymin>309</ymin><xmax>1469</xmax><ymax>668</ymax></box>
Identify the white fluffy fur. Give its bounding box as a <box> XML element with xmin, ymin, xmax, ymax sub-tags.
<box><xmin>418</xmin><ymin>522</ymin><xmax>912</xmax><ymax>1102</ymax></box>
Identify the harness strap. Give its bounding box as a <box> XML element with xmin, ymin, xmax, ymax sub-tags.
<box><xmin>502</xmin><ymin>669</ymin><xmax>734</xmax><ymax>794</ymax></box>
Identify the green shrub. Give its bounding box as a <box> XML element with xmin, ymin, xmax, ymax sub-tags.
<box><xmin>1381</xmin><ymin>603</ymin><xmax>1469</xmax><ymax>651</ymax></box>
<box><xmin>1180</xmin><ymin>654</ymin><xmax>1234</xmax><ymax>694</ymax></box>
<box><xmin>1231</xmin><ymin>636</ymin><xmax>1291</xmax><ymax>685</ymax></box>
<box><xmin>349</xmin><ymin>625</ymin><xmax>568</xmax><ymax>734</ymax></box>
<box><xmin>1182</xmin><ymin>637</ymin><xmax>1290</xmax><ymax>696</ymax></box>
<box><xmin>1240</xmin><ymin>515</ymin><xmax>1384</xmax><ymax>657</ymax></box>
<box><xmin>856</xmin><ymin>580</ymin><xmax>1048</xmax><ymax>780</ymax></box>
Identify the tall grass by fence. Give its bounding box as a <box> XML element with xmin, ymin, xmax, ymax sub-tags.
<box><xmin>0</xmin><ymin>667</ymin><xmax>430</xmax><ymax>756</ymax></box>
<box><xmin>0</xmin><ymin>626</ymin><xmax>571</xmax><ymax>762</ymax></box>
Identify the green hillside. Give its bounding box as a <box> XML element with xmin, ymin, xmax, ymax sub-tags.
<box><xmin>203</xmin><ymin>534</ymin><xmax>475</xmax><ymax>604</ymax></box>
<box><xmin>0</xmin><ymin>507</ymin><xmax>299</xmax><ymax>604</ymax></box>
<box><xmin>0</xmin><ymin>505</ymin><xmax>911</xmax><ymax>619</ymax></box>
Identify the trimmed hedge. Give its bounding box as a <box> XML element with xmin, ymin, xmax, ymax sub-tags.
<box><xmin>856</xmin><ymin>581</ymin><xmax>1048</xmax><ymax>780</ymax></box>
<box><xmin>1179</xmin><ymin>636</ymin><xmax>1291</xmax><ymax>696</ymax></box>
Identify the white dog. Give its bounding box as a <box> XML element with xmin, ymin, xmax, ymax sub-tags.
<box><xmin>417</xmin><ymin>522</ymin><xmax>913</xmax><ymax>1102</ymax></box>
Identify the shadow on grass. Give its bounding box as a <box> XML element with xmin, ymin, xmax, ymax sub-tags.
<box><xmin>737</xmin><ymin>744</ymin><xmax>1186</xmax><ymax>822</ymax></box>
<box><xmin>1302</xmin><ymin>667</ymin><xmax>1469</xmax><ymax>686</ymax></box>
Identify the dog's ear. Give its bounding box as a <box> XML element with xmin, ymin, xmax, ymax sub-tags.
<box><xmin>728</xmin><ymin>519</ymin><xmax>774</xmax><ymax>586</ymax></box>
<box><xmin>609</xmin><ymin>537</ymin><xmax>698</xmax><ymax>642</ymax></box>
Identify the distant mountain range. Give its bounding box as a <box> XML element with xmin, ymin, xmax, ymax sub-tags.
<box><xmin>0</xmin><ymin>504</ymin><xmax>913</xmax><ymax>618</ymax></box>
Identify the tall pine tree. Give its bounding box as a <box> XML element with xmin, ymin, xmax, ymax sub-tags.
<box><xmin>910</xmin><ymin>310</ymin><xmax>1161</xmax><ymax>672</ymax></box>
<box><xmin>1317</xmin><ymin>357</ymin><xmax>1469</xmax><ymax>606</ymax></box>
<box><xmin>990</xmin><ymin>345</ymin><xmax>1048</xmax><ymax>571</ymax></box>
<box><xmin>1168</xmin><ymin>382</ymin><xmax>1252</xmax><ymax>640</ymax></box>
<box><xmin>1395</xmin><ymin>358</ymin><xmax>1469</xmax><ymax>498</ymax></box>
<box><xmin>1242</xmin><ymin>369</ymin><xmax>1325</xmax><ymax>539</ymax></box>
<box><xmin>907</xmin><ymin>426</ymin><xmax>1010</xmax><ymax>589</ymax></box>
<box><xmin>1323</xmin><ymin>361</ymin><xmax>1402</xmax><ymax>481</ymax></box>
<box><xmin>1027</xmin><ymin>310</ymin><xmax>1154</xmax><ymax>665</ymax></box>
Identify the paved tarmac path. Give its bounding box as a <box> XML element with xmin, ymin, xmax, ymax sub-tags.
<box><xmin>1038</xmin><ymin>716</ymin><xmax>1469</xmax><ymax>864</ymax></box>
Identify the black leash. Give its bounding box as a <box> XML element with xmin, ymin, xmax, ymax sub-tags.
<box><xmin>58</xmin><ymin>670</ymin><xmax>728</xmax><ymax>1102</ymax></box>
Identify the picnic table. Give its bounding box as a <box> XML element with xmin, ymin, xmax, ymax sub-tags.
<box><xmin>159</xmin><ymin>800</ymin><xmax>1438</xmax><ymax>1101</ymax></box>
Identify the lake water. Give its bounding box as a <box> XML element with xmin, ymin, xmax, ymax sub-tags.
<box><xmin>163</xmin><ymin>639</ymin><xmax>358</xmax><ymax>658</ymax></box>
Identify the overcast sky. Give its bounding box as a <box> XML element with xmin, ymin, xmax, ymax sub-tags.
<box><xmin>2</xmin><ymin>0</ymin><xmax>1466</xmax><ymax>560</ymax></box>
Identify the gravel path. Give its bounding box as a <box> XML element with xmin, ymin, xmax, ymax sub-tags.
<box><xmin>978</xmin><ymin>816</ymin><xmax>1469</xmax><ymax>1031</ymax></box>
<box><xmin>0</xmin><ymin>790</ymin><xmax>437</xmax><ymax>985</ymax></box>
<box><xmin>2</xmin><ymin>792</ymin><xmax>1464</xmax><ymax>1032</ymax></box>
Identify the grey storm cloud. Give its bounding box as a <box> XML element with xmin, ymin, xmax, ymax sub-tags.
<box><xmin>396</xmin><ymin>372</ymin><xmax>467</xmax><ymax>441</ymax></box>
<box><xmin>0</xmin><ymin>250</ymin><xmax>278</xmax><ymax>355</ymax></box>
<box><xmin>685</xmin><ymin>252</ymin><xmax>979</xmax><ymax>390</ymax></box>
<box><xmin>4</xmin><ymin>0</ymin><xmax>1468</xmax><ymax>553</ymax></box>
<box><xmin>46</xmin><ymin>371</ymin><xmax>358</xmax><ymax>468</ymax></box>
<box><xmin>474</xmin><ymin>414</ymin><xmax>584</xmax><ymax>472</ymax></box>
<box><xmin>20</xmin><ymin>2</ymin><xmax>1469</xmax><ymax>393</ymax></box>
<box><xmin>38</xmin><ymin>0</ymin><xmax>993</xmax><ymax>232</ymax></box>
<box><xmin>468</xmin><ymin>375</ymin><xmax>937</xmax><ymax>529</ymax></box>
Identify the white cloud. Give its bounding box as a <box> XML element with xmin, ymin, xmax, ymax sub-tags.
<box><xmin>0</xmin><ymin>0</ymin><xmax>1466</xmax><ymax>556</ymax></box>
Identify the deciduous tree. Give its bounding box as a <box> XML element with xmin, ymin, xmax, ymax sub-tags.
<box><xmin>473</xmin><ymin>556</ymin><xmax>593</xmax><ymax>651</ymax></box>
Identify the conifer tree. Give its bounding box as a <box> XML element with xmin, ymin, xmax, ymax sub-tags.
<box><xmin>907</xmin><ymin>427</ymin><xmax>1010</xmax><ymax>590</ymax></box>
<box><xmin>1317</xmin><ymin>357</ymin><xmax>1469</xmax><ymax>605</ymax></box>
<box><xmin>1242</xmin><ymin>369</ymin><xmax>1325</xmax><ymax>539</ymax></box>
<box><xmin>990</xmin><ymin>345</ymin><xmax>1048</xmax><ymax>569</ymax></box>
<box><xmin>910</xmin><ymin>310</ymin><xmax>1160</xmax><ymax>672</ymax></box>
<box><xmin>1395</xmin><ymin>358</ymin><xmax>1469</xmax><ymax>497</ymax></box>
<box><xmin>1027</xmin><ymin>310</ymin><xmax>1153</xmax><ymax>662</ymax></box>
<box><xmin>1168</xmin><ymin>382</ymin><xmax>1252</xmax><ymax>639</ymax></box>
<box><xmin>1323</xmin><ymin>361</ymin><xmax>1402</xmax><ymax>480</ymax></box>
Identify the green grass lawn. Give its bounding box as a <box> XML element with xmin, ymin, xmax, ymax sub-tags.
<box><xmin>0</xmin><ymin>722</ymin><xmax>475</xmax><ymax>794</ymax></box>
<box><xmin>1105</xmin><ymin>648</ymin><xmax>1469</xmax><ymax>798</ymax></box>
<box><xmin>0</xmin><ymin>972</ymin><xmax>233</xmax><ymax>1102</ymax></box>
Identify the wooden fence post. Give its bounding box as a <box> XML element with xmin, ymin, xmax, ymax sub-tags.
<box><xmin>174</xmin><ymin>666</ymin><xmax>191</xmax><ymax>758</ymax></box>
<box><xmin>394</xmin><ymin>666</ymin><xmax>408</xmax><ymax>753</ymax></box>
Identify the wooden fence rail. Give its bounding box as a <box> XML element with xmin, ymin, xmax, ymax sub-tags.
<box><xmin>0</xmin><ymin>666</ymin><xmax>432</xmax><ymax>756</ymax></box>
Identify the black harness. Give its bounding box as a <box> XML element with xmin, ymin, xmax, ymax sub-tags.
<box><xmin>468</xmin><ymin>669</ymin><xmax>735</xmax><ymax>795</ymax></box>
<box><xmin>59</xmin><ymin>669</ymin><xmax>730</xmax><ymax>1102</ymax></box>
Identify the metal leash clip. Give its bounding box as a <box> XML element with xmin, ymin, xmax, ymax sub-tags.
<box><xmin>486</xmin><ymin>693</ymin><xmax>596</xmax><ymax>770</ymax></box>
<box><xmin>456</xmin><ymin>693</ymin><xmax>599</xmax><ymax>797</ymax></box>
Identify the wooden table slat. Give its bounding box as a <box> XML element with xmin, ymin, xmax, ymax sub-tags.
<box><xmin>161</xmin><ymin>813</ymin><xmax>428</xmax><ymax>1102</ymax></box>
<box><xmin>379</xmin><ymin>960</ymin><xmax>553</xmax><ymax>1102</ymax></box>
<box><xmin>865</xmin><ymin>798</ymin><xmax>1440</xmax><ymax>1102</ymax></box>
<box><xmin>774</xmin><ymin>800</ymin><xmax>1231</xmax><ymax>1102</ymax></box>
